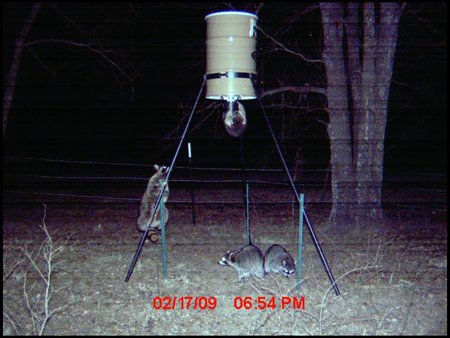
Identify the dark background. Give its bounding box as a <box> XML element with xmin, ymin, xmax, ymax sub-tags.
<box><xmin>3</xmin><ymin>2</ymin><xmax>447</xmax><ymax>173</ymax></box>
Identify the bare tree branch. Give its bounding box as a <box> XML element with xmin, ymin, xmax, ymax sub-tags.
<box><xmin>274</xmin><ymin>5</ymin><xmax>321</xmax><ymax>36</ymax></box>
<box><xmin>164</xmin><ymin>101</ymin><xmax>221</xmax><ymax>140</ymax></box>
<box><xmin>256</xmin><ymin>25</ymin><xmax>323</xmax><ymax>64</ymax></box>
<box><xmin>25</xmin><ymin>38</ymin><xmax>135</xmax><ymax>100</ymax></box>
<box><xmin>261</xmin><ymin>85</ymin><xmax>327</xmax><ymax>98</ymax></box>
<box><xmin>254</xmin><ymin>2</ymin><xmax>265</xmax><ymax>15</ymax></box>
<box><xmin>25</xmin><ymin>45</ymin><xmax>56</xmax><ymax>77</ymax></box>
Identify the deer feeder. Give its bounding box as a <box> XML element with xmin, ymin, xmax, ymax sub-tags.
<box><xmin>205</xmin><ymin>11</ymin><xmax>258</xmax><ymax>102</ymax></box>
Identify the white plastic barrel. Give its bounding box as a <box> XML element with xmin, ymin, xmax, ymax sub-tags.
<box><xmin>205</xmin><ymin>11</ymin><xmax>258</xmax><ymax>101</ymax></box>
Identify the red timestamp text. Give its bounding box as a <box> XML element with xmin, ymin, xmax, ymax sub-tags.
<box><xmin>233</xmin><ymin>296</ymin><xmax>305</xmax><ymax>310</ymax></box>
<box><xmin>152</xmin><ymin>296</ymin><xmax>217</xmax><ymax>311</ymax></box>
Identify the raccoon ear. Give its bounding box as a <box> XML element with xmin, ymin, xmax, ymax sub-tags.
<box><xmin>282</xmin><ymin>260</ymin><xmax>286</xmax><ymax>267</ymax></box>
<box><xmin>154</xmin><ymin>164</ymin><xmax>159</xmax><ymax>170</ymax></box>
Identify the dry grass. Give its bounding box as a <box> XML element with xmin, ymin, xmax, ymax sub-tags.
<box><xmin>3</xmin><ymin>187</ymin><xmax>447</xmax><ymax>335</ymax></box>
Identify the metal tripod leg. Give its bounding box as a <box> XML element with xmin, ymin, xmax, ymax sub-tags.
<box><xmin>251</xmin><ymin>77</ymin><xmax>340</xmax><ymax>296</ymax></box>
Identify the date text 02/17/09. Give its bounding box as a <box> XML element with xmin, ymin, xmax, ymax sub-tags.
<box><xmin>152</xmin><ymin>296</ymin><xmax>217</xmax><ymax>310</ymax></box>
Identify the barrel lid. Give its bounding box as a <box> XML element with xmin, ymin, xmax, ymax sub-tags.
<box><xmin>205</xmin><ymin>11</ymin><xmax>258</xmax><ymax>20</ymax></box>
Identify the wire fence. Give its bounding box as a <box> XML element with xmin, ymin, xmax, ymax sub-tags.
<box><xmin>3</xmin><ymin>155</ymin><xmax>447</xmax><ymax>213</ymax></box>
<box><xmin>4</xmin><ymin>155</ymin><xmax>447</xmax><ymax>176</ymax></box>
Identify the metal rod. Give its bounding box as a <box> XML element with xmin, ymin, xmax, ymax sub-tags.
<box><xmin>252</xmin><ymin>77</ymin><xmax>340</xmax><ymax>296</ymax></box>
<box><xmin>303</xmin><ymin>210</ymin><xmax>340</xmax><ymax>295</ymax></box>
<box><xmin>160</xmin><ymin>200</ymin><xmax>167</xmax><ymax>278</ymax></box>
<box><xmin>125</xmin><ymin>77</ymin><xmax>206</xmax><ymax>283</ymax></box>
<box><xmin>245</xmin><ymin>183</ymin><xmax>250</xmax><ymax>245</ymax></box>
<box><xmin>188</xmin><ymin>142</ymin><xmax>196</xmax><ymax>225</ymax></box>
<box><xmin>239</xmin><ymin>136</ymin><xmax>248</xmax><ymax>222</ymax></box>
<box><xmin>297</xmin><ymin>193</ymin><xmax>304</xmax><ymax>291</ymax></box>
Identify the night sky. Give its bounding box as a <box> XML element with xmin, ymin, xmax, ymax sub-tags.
<box><xmin>3</xmin><ymin>2</ymin><xmax>447</xmax><ymax>172</ymax></box>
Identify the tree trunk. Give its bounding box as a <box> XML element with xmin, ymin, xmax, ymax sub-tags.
<box><xmin>320</xmin><ymin>3</ymin><xmax>356</xmax><ymax>227</ymax></box>
<box><xmin>369</xmin><ymin>2</ymin><xmax>403</xmax><ymax>220</ymax></box>
<box><xmin>3</xmin><ymin>2</ymin><xmax>41</xmax><ymax>137</ymax></box>
<box><xmin>320</xmin><ymin>2</ymin><xmax>402</xmax><ymax>227</ymax></box>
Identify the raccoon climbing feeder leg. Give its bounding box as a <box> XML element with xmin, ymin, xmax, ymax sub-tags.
<box><xmin>125</xmin><ymin>77</ymin><xmax>206</xmax><ymax>283</ymax></box>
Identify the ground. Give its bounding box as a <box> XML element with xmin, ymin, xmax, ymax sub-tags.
<box><xmin>3</xmin><ymin>178</ymin><xmax>447</xmax><ymax>335</ymax></box>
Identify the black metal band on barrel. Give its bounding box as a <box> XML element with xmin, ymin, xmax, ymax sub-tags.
<box><xmin>205</xmin><ymin>72</ymin><xmax>257</xmax><ymax>80</ymax></box>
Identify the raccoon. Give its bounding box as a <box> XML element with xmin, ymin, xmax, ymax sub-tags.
<box><xmin>218</xmin><ymin>244</ymin><xmax>265</xmax><ymax>281</ymax></box>
<box><xmin>223</xmin><ymin>100</ymin><xmax>247</xmax><ymax>137</ymax></box>
<box><xmin>264</xmin><ymin>244</ymin><xmax>296</xmax><ymax>277</ymax></box>
<box><xmin>137</xmin><ymin>164</ymin><xmax>170</xmax><ymax>232</ymax></box>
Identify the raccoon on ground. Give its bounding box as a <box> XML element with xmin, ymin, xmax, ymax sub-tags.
<box><xmin>218</xmin><ymin>244</ymin><xmax>265</xmax><ymax>281</ymax></box>
<box><xmin>137</xmin><ymin>164</ymin><xmax>170</xmax><ymax>232</ymax></box>
<box><xmin>264</xmin><ymin>244</ymin><xmax>296</xmax><ymax>277</ymax></box>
